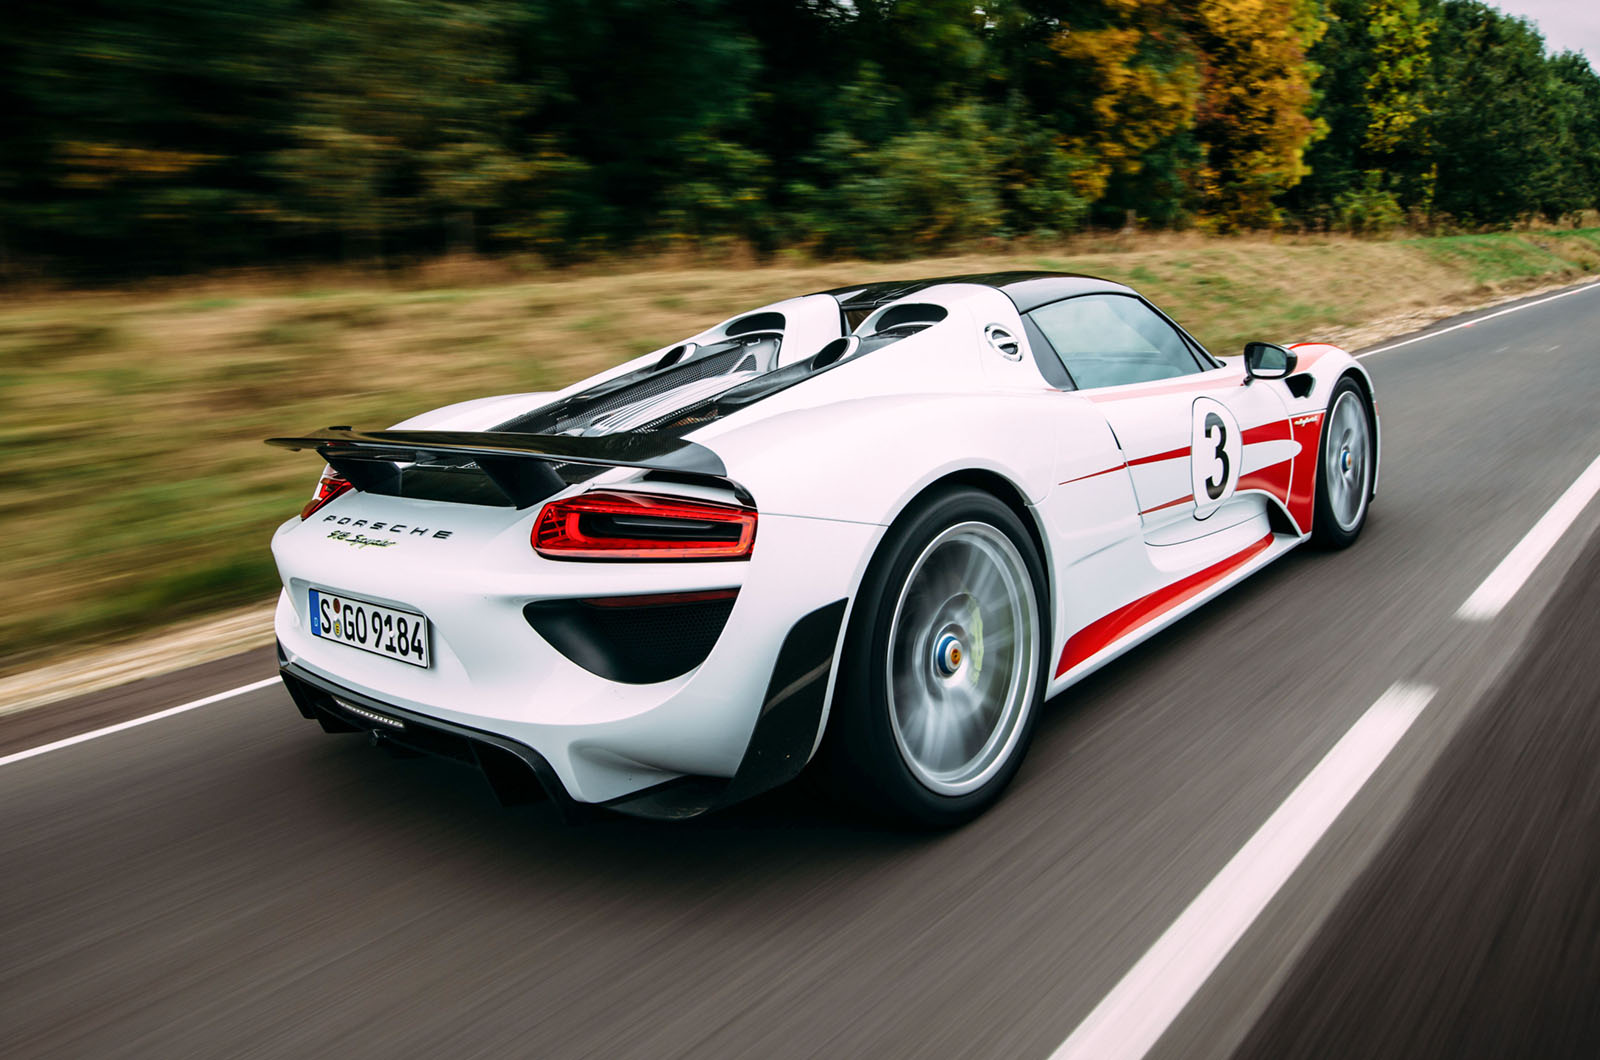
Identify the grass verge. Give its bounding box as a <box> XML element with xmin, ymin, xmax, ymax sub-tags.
<box><xmin>5</xmin><ymin>229</ymin><xmax>1599</xmax><ymax>676</ymax></box>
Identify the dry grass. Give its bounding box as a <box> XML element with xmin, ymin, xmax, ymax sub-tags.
<box><xmin>4</xmin><ymin>228</ymin><xmax>1600</xmax><ymax>675</ymax></box>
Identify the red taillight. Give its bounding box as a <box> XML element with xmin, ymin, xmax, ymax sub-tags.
<box><xmin>301</xmin><ymin>473</ymin><xmax>352</xmax><ymax>520</ymax></box>
<box><xmin>533</xmin><ymin>491</ymin><xmax>757</xmax><ymax>561</ymax></box>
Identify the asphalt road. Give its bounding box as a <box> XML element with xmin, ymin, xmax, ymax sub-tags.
<box><xmin>5</xmin><ymin>282</ymin><xmax>1600</xmax><ymax>1059</ymax></box>
<box><xmin>1235</xmin><ymin>504</ymin><xmax>1600</xmax><ymax>1059</ymax></box>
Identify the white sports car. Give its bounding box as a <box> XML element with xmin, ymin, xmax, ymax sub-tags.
<box><xmin>268</xmin><ymin>272</ymin><xmax>1378</xmax><ymax>825</ymax></box>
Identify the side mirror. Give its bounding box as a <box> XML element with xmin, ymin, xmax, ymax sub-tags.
<box><xmin>1243</xmin><ymin>341</ymin><xmax>1297</xmax><ymax>381</ymax></box>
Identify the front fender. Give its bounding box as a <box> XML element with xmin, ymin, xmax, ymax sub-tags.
<box><xmin>1286</xmin><ymin>343</ymin><xmax>1381</xmax><ymax>498</ymax></box>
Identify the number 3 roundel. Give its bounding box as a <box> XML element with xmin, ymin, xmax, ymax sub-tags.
<box><xmin>1190</xmin><ymin>397</ymin><xmax>1242</xmax><ymax>520</ymax></box>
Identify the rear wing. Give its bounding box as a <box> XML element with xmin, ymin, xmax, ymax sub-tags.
<box><xmin>265</xmin><ymin>428</ymin><xmax>735</xmax><ymax>509</ymax></box>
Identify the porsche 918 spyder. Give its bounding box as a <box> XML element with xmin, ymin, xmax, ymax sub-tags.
<box><xmin>267</xmin><ymin>272</ymin><xmax>1378</xmax><ymax>825</ymax></box>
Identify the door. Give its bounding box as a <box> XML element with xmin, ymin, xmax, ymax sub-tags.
<box><xmin>1028</xmin><ymin>293</ymin><xmax>1290</xmax><ymax>557</ymax></box>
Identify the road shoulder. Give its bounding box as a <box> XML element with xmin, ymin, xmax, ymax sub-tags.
<box><xmin>0</xmin><ymin>644</ymin><xmax>277</xmax><ymax>758</ymax></box>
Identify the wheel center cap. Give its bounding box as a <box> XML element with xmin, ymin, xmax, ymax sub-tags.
<box><xmin>1341</xmin><ymin>449</ymin><xmax>1352</xmax><ymax>473</ymax></box>
<box><xmin>934</xmin><ymin>633</ymin><xmax>964</xmax><ymax>677</ymax></box>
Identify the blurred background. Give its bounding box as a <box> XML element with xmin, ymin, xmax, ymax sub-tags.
<box><xmin>5</xmin><ymin>0</ymin><xmax>1599</xmax><ymax>274</ymax></box>
<box><xmin>2</xmin><ymin>0</ymin><xmax>1598</xmax><ymax>680</ymax></box>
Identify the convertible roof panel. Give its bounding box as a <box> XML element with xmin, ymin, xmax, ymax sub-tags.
<box><xmin>816</xmin><ymin>271</ymin><xmax>1133</xmax><ymax>314</ymax></box>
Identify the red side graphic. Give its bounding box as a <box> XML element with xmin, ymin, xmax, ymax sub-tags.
<box><xmin>1140</xmin><ymin>493</ymin><xmax>1194</xmax><ymax>515</ymax></box>
<box><xmin>1059</xmin><ymin>463</ymin><xmax>1127</xmax><ymax>486</ymax></box>
<box><xmin>1241</xmin><ymin>420</ymin><xmax>1291</xmax><ymax>445</ymax></box>
<box><xmin>1056</xmin><ymin>532</ymin><xmax>1274</xmax><ymax>677</ymax></box>
<box><xmin>1237</xmin><ymin>460</ymin><xmax>1292</xmax><ymax>504</ymax></box>
<box><xmin>1126</xmin><ymin>445</ymin><xmax>1189</xmax><ymax>467</ymax></box>
<box><xmin>1237</xmin><ymin>417</ymin><xmax>1294</xmax><ymax>507</ymax></box>
<box><xmin>1287</xmin><ymin>412</ymin><xmax>1325</xmax><ymax>532</ymax></box>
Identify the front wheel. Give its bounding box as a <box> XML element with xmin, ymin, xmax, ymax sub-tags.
<box><xmin>822</xmin><ymin>488</ymin><xmax>1048</xmax><ymax>827</ymax></box>
<box><xmin>1311</xmin><ymin>378</ymin><xmax>1375</xmax><ymax>548</ymax></box>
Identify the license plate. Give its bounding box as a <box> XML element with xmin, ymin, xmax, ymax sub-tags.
<box><xmin>309</xmin><ymin>588</ymin><xmax>430</xmax><ymax>668</ymax></box>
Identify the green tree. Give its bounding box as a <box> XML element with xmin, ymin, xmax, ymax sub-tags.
<box><xmin>515</xmin><ymin>0</ymin><xmax>769</xmax><ymax>251</ymax></box>
<box><xmin>1533</xmin><ymin>52</ymin><xmax>1600</xmax><ymax>222</ymax></box>
<box><xmin>1291</xmin><ymin>0</ymin><xmax>1437</xmax><ymax>228</ymax></box>
<box><xmin>0</xmin><ymin>0</ymin><xmax>299</xmax><ymax>274</ymax></box>
<box><xmin>270</xmin><ymin>0</ymin><xmax>530</xmax><ymax>260</ymax></box>
<box><xmin>792</xmin><ymin>67</ymin><xmax>1004</xmax><ymax>256</ymax></box>
<box><xmin>1427</xmin><ymin>2</ymin><xmax>1559</xmax><ymax>225</ymax></box>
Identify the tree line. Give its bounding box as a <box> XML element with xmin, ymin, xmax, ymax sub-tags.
<box><xmin>2</xmin><ymin>0</ymin><xmax>1597</xmax><ymax>276</ymax></box>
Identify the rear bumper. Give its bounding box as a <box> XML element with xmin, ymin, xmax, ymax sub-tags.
<box><xmin>271</xmin><ymin>504</ymin><xmax>878</xmax><ymax>804</ymax></box>
<box><xmin>280</xmin><ymin>659</ymin><xmax>577</xmax><ymax>814</ymax></box>
<box><xmin>277</xmin><ymin>596</ymin><xmax>847</xmax><ymax>820</ymax></box>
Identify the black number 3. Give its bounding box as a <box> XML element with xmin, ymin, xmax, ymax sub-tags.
<box><xmin>1204</xmin><ymin>412</ymin><xmax>1229</xmax><ymax>499</ymax></box>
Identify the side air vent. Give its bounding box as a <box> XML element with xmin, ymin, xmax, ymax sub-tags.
<box><xmin>985</xmin><ymin>324</ymin><xmax>1022</xmax><ymax>360</ymax></box>
<box><xmin>874</xmin><ymin>303</ymin><xmax>948</xmax><ymax>334</ymax></box>
<box><xmin>726</xmin><ymin>311</ymin><xmax>785</xmax><ymax>337</ymax></box>
<box><xmin>658</xmin><ymin>342</ymin><xmax>696</xmax><ymax>369</ymax></box>
<box><xmin>810</xmin><ymin>335</ymin><xmax>860</xmax><ymax>370</ymax></box>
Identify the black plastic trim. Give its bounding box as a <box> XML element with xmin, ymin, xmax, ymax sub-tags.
<box><xmin>268</xmin><ymin>427</ymin><xmax>727</xmax><ymax>475</ymax></box>
<box><xmin>266</xmin><ymin>428</ymin><xmax>730</xmax><ymax>508</ymax></box>
<box><xmin>1022</xmin><ymin>314</ymin><xmax>1075</xmax><ymax>389</ymax></box>
<box><xmin>719</xmin><ymin>597</ymin><xmax>849</xmax><ymax>804</ymax></box>
<box><xmin>522</xmin><ymin>590</ymin><xmax>739</xmax><ymax>684</ymax></box>
<box><xmin>603</xmin><ymin>597</ymin><xmax>849</xmax><ymax>819</ymax></box>
<box><xmin>278</xmin><ymin>662</ymin><xmax>583</xmax><ymax>820</ymax></box>
<box><xmin>1285</xmin><ymin>372</ymin><xmax>1315</xmax><ymax>399</ymax></box>
<box><xmin>475</xmin><ymin>454</ymin><xmax>567</xmax><ymax>507</ymax></box>
<box><xmin>818</xmin><ymin>271</ymin><xmax>1133</xmax><ymax>314</ymax></box>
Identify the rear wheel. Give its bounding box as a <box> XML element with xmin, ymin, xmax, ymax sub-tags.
<box><xmin>1311</xmin><ymin>378</ymin><xmax>1375</xmax><ymax>548</ymax></box>
<box><xmin>823</xmin><ymin>488</ymin><xmax>1047</xmax><ymax>827</ymax></box>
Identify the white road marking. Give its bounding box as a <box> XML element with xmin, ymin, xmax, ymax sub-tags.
<box><xmin>1458</xmin><ymin>451</ymin><xmax>1600</xmax><ymax>621</ymax></box>
<box><xmin>1357</xmin><ymin>279</ymin><xmax>1600</xmax><ymax>359</ymax></box>
<box><xmin>1049</xmin><ymin>682</ymin><xmax>1435</xmax><ymax>1060</ymax></box>
<box><xmin>0</xmin><ymin>677</ymin><xmax>279</xmax><ymax>768</ymax></box>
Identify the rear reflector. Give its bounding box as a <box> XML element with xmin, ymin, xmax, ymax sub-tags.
<box><xmin>301</xmin><ymin>473</ymin><xmax>352</xmax><ymax>519</ymax></box>
<box><xmin>580</xmin><ymin>589</ymin><xmax>740</xmax><ymax>607</ymax></box>
<box><xmin>334</xmin><ymin>698</ymin><xmax>405</xmax><ymax>729</ymax></box>
<box><xmin>533</xmin><ymin>491</ymin><xmax>757</xmax><ymax>560</ymax></box>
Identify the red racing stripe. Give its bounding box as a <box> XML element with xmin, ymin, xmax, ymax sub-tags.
<box><xmin>1140</xmin><ymin>493</ymin><xmax>1194</xmax><ymax>515</ymax></box>
<box><xmin>1055</xmin><ymin>532</ymin><xmax>1275</xmax><ymax>677</ymax></box>
<box><xmin>1126</xmin><ymin>445</ymin><xmax>1190</xmax><ymax>467</ymax></box>
<box><xmin>1059</xmin><ymin>464</ymin><xmax>1127</xmax><ymax>486</ymax></box>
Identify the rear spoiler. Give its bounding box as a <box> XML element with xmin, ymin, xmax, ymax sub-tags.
<box><xmin>265</xmin><ymin>428</ymin><xmax>735</xmax><ymax>509</ymax></box>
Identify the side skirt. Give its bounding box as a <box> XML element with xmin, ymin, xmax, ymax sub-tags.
<box><xmin>1050</xmin><ymin>532</ymin><xmax>1302</xmax><ymax>693</ymax></box>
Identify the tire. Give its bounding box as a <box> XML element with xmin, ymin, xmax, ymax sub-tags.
<box><xmin>1311</xmin><ymin>377</ymin><xmax>1375</xmax><ymax>548</ymax></box>
<box><xmin>821</xmin><ymin>487</ymin><xmax>1049</xmax><ymax>827</ymax></box>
